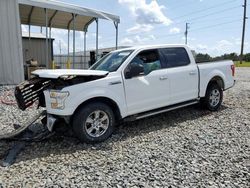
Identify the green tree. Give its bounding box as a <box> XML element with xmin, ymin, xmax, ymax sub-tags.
<box><xmin>243</xmin><ymin>53</ymin><xmax>250</xmax><ymax>62</ymax></box>
<box><xmin>195</xmin><ymin>53</ymin><xmax>212</xmax><ymax>63</ymax></box>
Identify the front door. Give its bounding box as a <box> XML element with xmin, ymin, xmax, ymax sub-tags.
<box><xmin>123</xmin><ymin>49</ymin><xmax>171</xmax><ymax>115</ymax></box>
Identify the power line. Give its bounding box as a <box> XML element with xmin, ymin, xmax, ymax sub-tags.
<box><xmin>178</xmin><ymin>5</ymin><xmax>241</xmax><ymax>24</ymax></box>
<box><xmin>188</xmin><ymin>14</ymin><xmax>242</xmax><ymax>25</ymax></box>
<box><xmin>64</xmin><ymin>2</ymin><xmax>244</xmax><ymax>48</ymax></box>
<box><xmin>172</xmin><ymin>0</ymin><xmax>236</xmax><ymax>20</ymax></box>
<box><xmin>86</xmin><ymin>7</ymin><xmax>241</xmax><ymax>44</ymax></box>
<box><xmin>84</xmin><ymin>19</ymin><xmax>240</xmax><ymax>46</ymax></box>
<box><xmin>190</xmin><ymin>19</ymin><xmax>241</xmax><ymax>31</ymax></box>
<box><xmin>86</xmin><ymin>3</ymin><xmax>242</xmax><ymax>40</ymax></box>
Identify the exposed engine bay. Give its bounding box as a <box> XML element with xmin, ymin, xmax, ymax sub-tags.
<box><xmin>15</xmin><ymin>74</ymin><xmax>107</xmax><ymax>111</ymax></box>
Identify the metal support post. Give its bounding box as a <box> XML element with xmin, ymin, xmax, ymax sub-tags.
<box><xmin>96</xmin><ymin>18</ymin><xmax>99</xmax><ymax>60</ymax></box>
<box><xmin>73</xmin><ymin>14</ymin><xmax>76</xmax><ymax>68</ymax></box>
<box><xmin>45</xmin><ymin>8</ymin><xmax>49</xmax><ymax>68</ymax></box>
<box><xmin>114</xmin><ymin>22</ymin><xmax>118</xmax><ymax>50</ymax></box>
<box><xmin>84</xmin><ymin>31</ymin><xmax>87</xmax><ymax>69</ymax></box>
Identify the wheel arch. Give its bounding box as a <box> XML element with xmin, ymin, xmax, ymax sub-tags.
<box><xmin>202</xmin><ymin>75</ymin><xmax>224</xmax><ymax>98</ymax></box>
<box><xmin>208</xmin><ymin>76</ymin><xmax>225</xmax><ymax>90</ymax></box>
<box><xmin>71</xmin><ymin>96</ymin><xmax>122</xmax><ymax>124</ymax></box>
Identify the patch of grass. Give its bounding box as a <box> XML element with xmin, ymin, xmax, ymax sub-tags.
<box><xmin>234</xmin><ymin>61</ymin><xmax>250</xmax><ymax>67</ymax></box>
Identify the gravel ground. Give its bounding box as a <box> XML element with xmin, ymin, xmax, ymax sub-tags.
<box><xmin>0</xmin><ymin>68</ymin><xmax>249</xmax><ymax>187</ymax></box>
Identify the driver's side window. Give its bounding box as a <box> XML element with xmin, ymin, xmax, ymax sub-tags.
<box><xmin>125</xmin><ymin>49</ymin><xmax>161</xmax><ymax>79</ymax></box>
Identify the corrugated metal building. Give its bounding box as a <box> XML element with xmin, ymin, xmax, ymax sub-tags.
<box><xmin>22</xmin><ymin>32</ymin><xmax>54</xmax><ymax>67</ymax></box>
<box><xmin>0</xmin><ymin>0</ymin><xmax>24</xmax><ymax>85</ymax></box>
<box><xmin>0</xmin><ymin>0</ymin><xmax>120</xmax><ymax>85</ymax></box>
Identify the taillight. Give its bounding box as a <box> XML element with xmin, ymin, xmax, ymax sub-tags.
<box><xmin>231</xmin><ymin>64</ymin><xmax>235</xmax><ymax>77</ymax></box>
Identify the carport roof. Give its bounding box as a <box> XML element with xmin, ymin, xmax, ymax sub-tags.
<box><xmin>18</xmin><ymin>0</ymin><xmax>120</xmax><ymax>31</ymax></box>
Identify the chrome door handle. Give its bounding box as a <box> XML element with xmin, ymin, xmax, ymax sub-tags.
<box><xmin>159</xmin><ymin>76</ymin><xmax>168</xmax><ymax>80</ymax></box>
<box><xmin>189</xmin><ymin>71</ymin><xmax>197</xmax><ymax>75</ymax></box>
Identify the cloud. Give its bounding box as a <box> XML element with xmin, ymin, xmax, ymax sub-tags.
<box><xmin>181</xmin><ymin>36</ymin><xmax>196</xmax><ymax>41</ymax></box>
<box><xmin>50</xmin><ymin>29</ymin><xmax>104</xmax><ymax>54</ymax></box>
<box><xmin>169</xmin><ymin>27</ymin><xmax>180</xmax><ymax>34</ymax></box>
<box><xmin>119</xmin><ymin>0</ymin><xmax>171</xmax><ymax>33</ymax></box>
<box><xmin>21</xmin><ymin>25</ymin><xmax>28</xmax><ymax>32</ymax></box>
<box><xmin>217</xmin><ymin>40</ymin><xmax>233</xmax><ymax>47</ymax></box>
<box><xmin>148</xmin><ymin>34</ymin><xmax>156</xmax><ymax>40</ymax></box>
<box><xmin>194</xmin><ymin>40</ymin><xmax>237</xmax><ymax>57</ymax></box>
<box><xmin>91</xmin><ymin>33</ymin><xmax>102</xmax><ymax>39</ymax></box>
<box><xmin>120</xmin><ymin>34</ymin><xmax>156</xmax><ymax>45</ymax></box>
<box><xmin>120</xmin><ymin>37</ymin><xmax>134</xmax><ymax>45</ymax></box>
<box><xmin>127</xmin><ymin>24</ymin><xmax>153</xmax><ymax>33</ymax></box>
<box><xmin>196</xmin><ymin>44</ymin><xmax>208</xmax><ymax>51</ymax></box>
<box><xmin>79</xmin><ymin>32</ymin><xmax>88</xmax><ymax>39</ymax></box>
<box><xmin>51</xmin><ymin>29</ymin><xmax>68</xmax><ymax>54</ymax></box>
<box><xmin>51</xmin><ymin>29</ymin><xmax>86</xmax><ymax>54</ymax></box>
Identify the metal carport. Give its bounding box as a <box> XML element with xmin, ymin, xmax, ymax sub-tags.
<box><xmin>19</xmin><ymin>0</ymin><xmax>120</xmax><ymax>69</ymax></box>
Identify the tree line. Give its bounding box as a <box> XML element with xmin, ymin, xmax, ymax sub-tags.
<box><xmin>194</xmin><ymin>52</ymin><xmax>250</xmax><ymax>63</ymax></box>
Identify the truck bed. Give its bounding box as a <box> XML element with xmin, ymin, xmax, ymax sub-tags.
<box><xmin>197</xmin><ymin>60</ymin><xmax>235</xmax><ymax>97</ymax></box>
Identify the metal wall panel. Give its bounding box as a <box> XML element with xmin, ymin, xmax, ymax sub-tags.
<box><xmin>54</xmin><ymin>55</ymin><xmax>90</xmax><ymax>69</ymax></box>
<box><xmin>0</xmin><ymin>0</ymin><xmax>24</xmax><ymax>85</ymax></box>
<box><xmin>22</xmin><ymin>38</ymin><xmax>53</xmax><ymax>67</ymax></box>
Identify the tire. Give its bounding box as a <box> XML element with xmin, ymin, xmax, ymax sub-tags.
<box><xmin>201</xmin><ymin>83</ymin><xmax>223</xmax><ymax>111</ymax></box>
<box><xmin>72</xmin><ymin>102</ymin><xmax>115</xmax><ymax>143</ymax></box>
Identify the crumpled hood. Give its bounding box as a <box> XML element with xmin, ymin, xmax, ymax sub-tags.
<box><xmin>32</xmin><ymin>69</ymin><xmax>109</xmax><ymax>79</ymax></box>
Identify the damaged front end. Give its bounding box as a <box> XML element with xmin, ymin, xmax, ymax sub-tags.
<box><xmin>15</xmin><ymin>77</ymin><xmax>50</xmax><ymax>110</ymax></box>
<box><xmin>15</xmin><ymin>73</ymin><xmax>108</xmax><ymax>111</ymax></box>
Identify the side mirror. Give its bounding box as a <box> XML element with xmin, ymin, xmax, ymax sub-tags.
<box><xmin>125</xmin><ymin>62</ymin><xmax>144</xmax><ymax>79</ymax></box>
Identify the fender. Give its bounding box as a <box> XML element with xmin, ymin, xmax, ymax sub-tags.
<box><xmin>63</xmin><ymin>86</ymin><xmax>127</xmax><ymax>117</ymax></box>
<box><xmin>200</xmin><ymin>69</ymin><xmax>226</xmax><ymax>97</ymax></box>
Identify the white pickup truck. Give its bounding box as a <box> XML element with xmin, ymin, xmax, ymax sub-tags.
<box><xmin>15</xmin><ymin>45</ymin><xmax>235</xmax><ymax>143</ymax></box>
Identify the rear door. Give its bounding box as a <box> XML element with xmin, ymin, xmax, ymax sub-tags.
<box><xmin>159</xmin><ymin>47</ymin><xmax>199</xmax><ymax>104</ymax></box>
<box><xmin>123</xmin><ymin>49</ymin><xmax>171</xmax><ymax>115</ymax></box>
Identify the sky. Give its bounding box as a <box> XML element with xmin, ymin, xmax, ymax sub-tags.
<box><xmin>22</xmin><ymin>0</ymin><xmax>250</xmax><ymax>57</ymax></box>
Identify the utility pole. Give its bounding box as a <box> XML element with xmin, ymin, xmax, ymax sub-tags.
<box><xmin>59</xmin><ymin>40</ymin><xmax>62</xmax><ymax>64</ymax></box>
<box><xmin>59</xmin><ymin>40</ymin><xmax>62</xmax><ymax>55</ymax></box>
<box><xmin>240</xmin><ymin>0</ymin><xmax>248</xmax><ymax>64</ymax></box>
<box><xmin>185</xmin><ymin>23</ymin><xmax>190</xmax><ymax>45</ymax></box>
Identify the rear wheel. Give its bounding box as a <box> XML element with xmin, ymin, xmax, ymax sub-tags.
<box><xmin>73</xmin><ymin>102</ymin><xmax>115</xmax><ymax>143</ymax></box>
<box><xmin>201</xmin><ymin>83</ymin><xmax>223</xmax><ymax>111</ymax></box>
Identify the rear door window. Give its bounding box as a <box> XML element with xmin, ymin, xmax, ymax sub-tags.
<box><xmin>159</xmin><ymin>48</ymin><xmax>190</xmax><ymax>68</ymax></box>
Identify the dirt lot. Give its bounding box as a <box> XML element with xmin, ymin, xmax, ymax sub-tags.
<box><xmin>0</xmin><ymin>68</ymin><xmax>249</xmax><ymax>187</ymax></box>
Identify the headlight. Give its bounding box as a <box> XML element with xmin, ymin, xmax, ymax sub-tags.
<box><xmin>49</xmin><ymin>90</ymin><xmax>69</xmax><ymax>109</ymax></box>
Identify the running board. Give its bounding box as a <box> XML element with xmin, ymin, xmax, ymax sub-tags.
<box><xmin>124</xmin><ymin>100</ymin><xmax>199</xmax><ymax>122</ymax></box>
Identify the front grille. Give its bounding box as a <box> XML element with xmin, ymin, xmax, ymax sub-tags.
<box><xmin>15</xmin><ymin>78</ymin><xmax>51</xmax><ymax>110</ymax></box>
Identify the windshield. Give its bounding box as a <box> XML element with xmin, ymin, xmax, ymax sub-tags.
<box><xmin>90</xmin><ymin>50</ymin><xmax>133</xmax><ymax>72</ymax></box>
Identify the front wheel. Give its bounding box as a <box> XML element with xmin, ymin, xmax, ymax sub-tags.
<box><xmin>72</xmin><ymin>102</ymin><xmax>115</xmax><ymax>143</ymax></box>
<box><xmin>201</xmin><ymin>83</ymin><xmax>223</xmax><ymax>111</ymax></box>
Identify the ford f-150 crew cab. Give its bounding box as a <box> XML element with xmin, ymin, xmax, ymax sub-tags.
<box><xmin>15</xmin><ymin>45</ymin><xmax>235</xmax><ymax>143</ymax></box>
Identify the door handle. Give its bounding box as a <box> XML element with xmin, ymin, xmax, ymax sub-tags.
<box><xmin>189</xmin><ymin>71</ymin><xmax>197</xmax><ymax>75</ymax></box>
<box><xmin>159</xmin><ymin>76</ymin><xmax>168</xmax><ymax>80</ymax></box>
<box><xmin>109</xmin><ymin>81</ymin><xmax>122</xmax><ymax>85</ymax></box>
